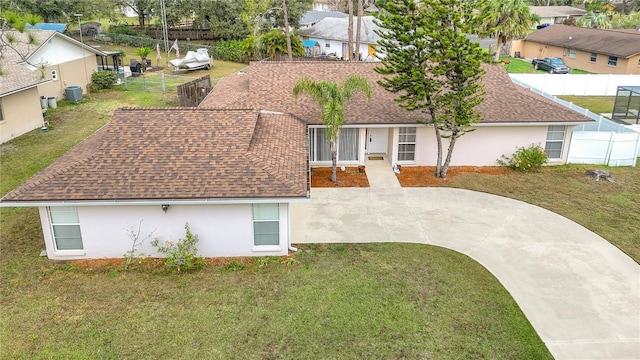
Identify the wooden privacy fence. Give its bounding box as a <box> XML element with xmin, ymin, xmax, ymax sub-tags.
<box><xmin>177</xmin><ymin>75</ymin><xmax>212</xmax><ymax>107</ymax></box>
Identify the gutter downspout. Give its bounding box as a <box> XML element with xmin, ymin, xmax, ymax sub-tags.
<box><xmin>287</xmin><ymin>203</ymin><xmax>298</xmax><ymax>252</ymax></box>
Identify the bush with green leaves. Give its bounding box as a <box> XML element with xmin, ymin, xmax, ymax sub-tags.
<box><xmin>151</xmin><ymin>223</ymin><xmax>203</xmax><ymax>272</ymax></box>
<box><xmin>91</xmin><ymin>71</ymin><xmax>117</xmax><ymax>90</ymax></box>
<box><xmin>498</xmin><ymin>144</ymin><xmax>548</xmax><ymax>172</ymax></box>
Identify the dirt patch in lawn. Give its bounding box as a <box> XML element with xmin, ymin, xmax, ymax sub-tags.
<box><xmin>311</xmin><ymin>167</ymin><xmax>370</xmax><ymax>188</ymax></box>
<box><xmin>397</xmin><ymin>166</ymin><xmax>508</xmax><ymax>187</ymax></box>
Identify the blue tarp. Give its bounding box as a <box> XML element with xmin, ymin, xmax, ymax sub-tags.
<box><xmin>26</xmin><ymin>23</ymin><xmax>68</xmax><ymax>33</ymax></box>
<box><xmin>303</xmin><ymin>40</ymin><xmax>319</xmax><ymax>47</ymax></box>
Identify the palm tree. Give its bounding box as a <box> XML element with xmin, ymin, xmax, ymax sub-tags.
<box><xmin>293</xmin><ymin>76</ymin><xmax>371</xmax><ymax>182</ymax></box>
<box><xmin>348</xmin><ymin>0</ymin><xmax>354</xmax><ymax>60</ymax></box>
<box><xmin>476</xmin><ymin>0</ymin><xmax>540</xmax><ymax>62</ymax></box>
<box><xmin>355</xmin><ymin>0</ymin><xmax>363</xmax><ymax>61</ymax></box>
<box><xmin>134</xmin><ymin>47</ymin><xmax>152</xmax><ymax>62</ymax></box>
<box><xmin>578</xmin><ymin>11</ymin><xmax>612</xmax><ymax>29</ymax></box>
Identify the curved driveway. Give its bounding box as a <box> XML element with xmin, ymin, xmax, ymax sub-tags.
<box><xmin>290</xmin><ymin>186</ymin><xmax>640</xmax><ymax>359</ymax></box>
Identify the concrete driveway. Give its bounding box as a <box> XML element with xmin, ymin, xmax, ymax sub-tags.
<box><xmin>291</xmin><ymin>183</ymin><xmax>640</xmax><ymax>359</ymax></box>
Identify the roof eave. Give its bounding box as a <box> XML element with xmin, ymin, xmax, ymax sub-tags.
<box><xmin>476</xmin><ymin>120</ymin><xmax>594</xmax><ymax>127</ymax></box>
<box><xmin>0</xmin><ymin>78</ymin><xmax>53</xmax><ymax>97</ymax></box>
<box><xmin>0</xmin><ymin>196</ymin><xmax>311</xmax><ymax>208</ymax></box>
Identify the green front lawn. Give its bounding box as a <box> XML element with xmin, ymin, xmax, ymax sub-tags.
<box><xmin>0</xmin><ymin>243</ymin><xmax>552</xmax><ymax>359</ymax></box>
<box><xmin>501</xmin><ymin>57</ymin><xmax>589</xmax><ymax>74</ymax></box>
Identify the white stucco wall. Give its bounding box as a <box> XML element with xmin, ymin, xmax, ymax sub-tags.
<box><xmin>408</xmin><ymin>125</ymin><xmax>571</xmax><ymax>166</ymax></box>
<box><xmin>306</xmin><ymin>37</ymin><xmax>378</xmax><ymax>60</ymax></box>
<box><xmin>38</xmin><ymin>203</ymin><xmax>291</xmax><ymax>260</ymax></box>
<box><xmin>312</xmin><ymin>124</ymin><xmax>571</xmax><ymax>167</ymax></box>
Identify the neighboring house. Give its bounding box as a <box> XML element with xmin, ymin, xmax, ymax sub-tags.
<box><xmin>511</xmin><ymin>25</ymin><xmax>640</xmax><ymax>75</ymax></box>
<box><xmin>300</xmin><ymin>10</ymin><xmax>348</xmax><ymax>27</ymax></box>
<box><xmin>0</xmin><ymin>108</ymin><xmax>309</xmax><ymax>260</ymax></box>
<box><xmin>299</xmin><ymin>16</ymin><xmax>382</xmax><ymax>60</ymax></box>
<box><xmin>0</xmin><ymin>30</ymin><xmax>105</xmax><ymax>143</ymax></box>
<box><xmin>201</xmin><ymin>61</ymin><xmax>593</xmax><ymax>168</ymax></box>
<box><xmin>529</xmin><ymin>6</ymin><xmax>587</xmax><ymax>28</ymax></box>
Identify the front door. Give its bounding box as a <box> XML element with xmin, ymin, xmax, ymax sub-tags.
<box><xmin>366</xmin><ymin>128</ymin><xmax>388</xmax><ymax>154</ymax></box>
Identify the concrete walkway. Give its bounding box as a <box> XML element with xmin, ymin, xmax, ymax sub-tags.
<box><xmin>291</xmin><ymin>165</ymin><xmax>640</xmax><ymax>360</ymax></box>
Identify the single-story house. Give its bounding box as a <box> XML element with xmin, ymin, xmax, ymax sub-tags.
<box><xmin>529</xmin><ymin>6</ymin><xmax>586</xmax><ymax>28</ymax></box>
<box><xmin>200</xmin><ymin>61</ymin><xmax>593</xmax><ymax>167</ymax></box>
<box><xmin>300</xmin><ymin>10</ymin><xmax>348</xmax><ymax>27</ymax></box>
<box><xmin>511</xmin><ymin>25</ymin><xmax>640</xmax><ymax>75</ymax></box>
<box><xmin>0</xmin><ymin>30</ymin><xmax>105</xmax><ymax>143</ymax></box>
<box><xmin>1</xmin><ymin>61</ymin><xmax>594</xmax><ymax>261</ymax></box>
<box><xmin>299</xmin><ymin>16</ymin><xmax>382</xmax><ymax>60</ymax></box>
<box><xmin>0</xmin><ymin>108</ymin><xmax>309</xmax><ymax>260</ymax></box>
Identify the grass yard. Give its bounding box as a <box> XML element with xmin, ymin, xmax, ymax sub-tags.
<box><xmin>501</xmin><ymin>57</ymin><xmax>589</xmax><ymax>74</ymax></box>
<box><xmin>557</xmin><ymin>96</ymin><xmax>616</xmax><ymax>115</ymax></box>
<box><xmin>0</xmin><ymin>242</ymin><xmax>552</xmax><ymax>359</ymax></box>
<box><xmin>87</xmin><ymin>39</ymin><xmax>247</xmax><ymax>80</ymax></box>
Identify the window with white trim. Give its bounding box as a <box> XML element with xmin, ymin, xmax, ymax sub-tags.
<box><xmin>252</xmin><ymin>204</ymin><xmax>279</xmax><ymax>246</ymax></box>
<box><xmin>397</xmin><ymin>127</ymin><xmax>416</xmax><ymax>161</ymax></box>
<box><xmin>545</xmin><ymin>125</ymin><xmax>565</xmax><ymax>159</ymax></box>
<box><xmin>49</xmin><ymin>206</ymin><xmax>83</xmax><ymax>250</ymax></box>
<box><xmin>608</xmin><ymin>56</ymin><xmax>618</xmax><ymax>67</ymax></box>
<box><xmin>567</xmin><ymin>48</ymin><xmax>576</xmax><ymax>59</ymax></box>
<box><xmin>590</xmin><ymin>53</ymin><xmax>597</xmax><ymax>62</ymax></box>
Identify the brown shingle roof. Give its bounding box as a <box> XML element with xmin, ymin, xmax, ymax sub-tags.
<box><xmin>200</xmin><ymin>61</ymin><xmax>592</xmax><ymax>125</ymax></box>
<box><xmin>0</xmin><ymin>30</ymin><xmax>55</xmax><ymax>95</ymax></box>
<box><xmin>1</xmin><ymin>108</ymin><xmax>308</xmax><ymax>203</ymax></box>
<box><xmin>525</xmin><ymin>24</ymin><xmax>640</xmax><ymax>58</ymax></box>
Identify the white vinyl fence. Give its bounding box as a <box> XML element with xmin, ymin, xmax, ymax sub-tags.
<box><xmin>511</xmin><ymin>78</ymin><xmax>640</xmax><ymax>166</ymax></box>
<box><xmin>567</xmin><ymin>130</ymin><xmax>639</xmax><ymax>167</ymax></box>
<box><xmin>509</xmin><ymin>74</ymin><xmax>640</xmax><ymax>96</ymax></box>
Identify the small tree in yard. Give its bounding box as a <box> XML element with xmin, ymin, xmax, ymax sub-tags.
<box><xmin>375</xmin><ymin>0</ymin><xmax>489</xmax><ymax>178</ymax></box>
<box><xmin>293</xmin><ymin>76</ymin><xmax>371</xmax><ymax>182</ymax></box>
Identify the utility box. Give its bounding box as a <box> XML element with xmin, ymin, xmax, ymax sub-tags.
<box><xmin>65</xmin><ymin>86</ymin><xmax>83</xmax><ymax>103</ymax></box>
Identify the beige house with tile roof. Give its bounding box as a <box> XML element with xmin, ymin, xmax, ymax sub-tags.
<box><xmin>1</xmin><ymin>108</ymin><xmax>309</xmax><ymax>260</ymax></box>
<box><xmin>1</xmin><ymin>30</ymin><xmax>104</xmax><ymax>143</ymax></box>
<box><xmin>511</xmin><ymin>25</ymin><xmax>640</xmax><ymax>75</ymax></box>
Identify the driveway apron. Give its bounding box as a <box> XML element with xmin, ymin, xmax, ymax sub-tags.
<box><xmin>291</xmin><ymin>166</ymin><xmax>640</xmax><ymax>360</ymax></box>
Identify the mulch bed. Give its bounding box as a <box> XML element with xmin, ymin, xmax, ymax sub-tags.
<box><xmin>396</xmin><ymin>166</ymin><xmax>508</xmax><ymax>187</ymax></box>
<box><xmin>311</xmin><ymin>167</ymin><xmax>370</xmax><ymax>187</ymax></box>
<box><xmin>68</xmin><ymin>256</ymin><xmax>291</xmax><ymax>270</ymax></box>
